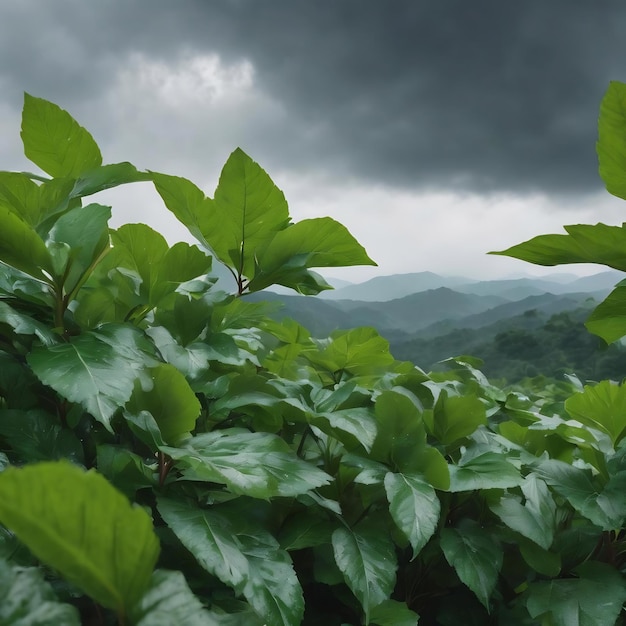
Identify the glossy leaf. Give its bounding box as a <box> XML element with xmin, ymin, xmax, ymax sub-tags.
<box><xmin>585</xmin><ymin>283</ymin><xmax>626</xmax><ymax>343</ymax></box>
<box><xmin>491</xmin><ymin>223</ymin><xmax>626</xmax><ymax>272</ymax></box>
<box><xmin>370</xmin><ymin>599</ymin><xmax>419</xmax><ymax>626</ymax></box>
<box><xmin>385</xmin><ymin>471</ymin><xmax>440</xmax><ymax>558</ymax></box>
<box><xmin>21</xmin><ymin>93</ymin><xmax>102</xmax><ymax>178</ymax></box>
<box><xmin>28</xmin><ymin>324</ymin><xmax>156</xmax><ymax>430</ymax></box>
<box><xmin>489</xmin><ymin>474</ymin><xmax>556</xmax><ymax>549</ymax></box>
<box><xmin>440</xmin><ymin>522</ymin><xmax>502</xmax><ymax>610</ymax></box>
<box><xmin>0</xmin><ymin>300</ymin><xmax>57</xmax><ymax>345</ymax></box>
<box><xmin>0</xmin><ymin>461</ymin><xmax>159</xmax><ymax>613</ymax></box>
<box><xmin>131</xmin><ymin>569</ymin><xmax>232</xmax><ymax>626</ymax></box>
<box><xmin>448</xmin><ymin>451</ymin><xmax>522</xmax><ymax>492</ymax></box>
<box><xmin>124</xmin><ymin>363</ymin><xmax>200</xmax><ymax>445</ymax></box>
<box><xmin>160</xmin><ymin>428</ymin><xmax>331</xmax><ymax>498</ymax></box>
<box><xmin>0</xmin><ymin>557</ymin><xmax>80</xmax><ymax>625</ymax></box>
<box><xmin>597</xmin><ymin>80</ymin><xmax>626</xmax><ymax>200</ymax></box>
<box><xmin>565</xmin><ymin>379</ymin><xmax>626</xmax><ymax>446</ymax></box>
<box><xmin>525</xmin><ymin>561</ymin><xmax>626</xmax><ymax>626</ymax></box>
<box><xmin>157</xmin><ymin>497</ymin><xmax>303</xmax><ymax>626</ymax></box>
<box><xmin>332</xmin><ymin>521</ymin><xmax>397</xmax><ymax>623</ymax></box>
<box><xmin>428</xmin><ymin>392</ymin><xmax>487</xmax><ymax>445</ymax></box>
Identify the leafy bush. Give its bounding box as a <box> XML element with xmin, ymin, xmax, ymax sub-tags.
<box><xmin>1</xmin><ymin>87</ymin><xmax>626</xmax><ymax>625</ymax></box>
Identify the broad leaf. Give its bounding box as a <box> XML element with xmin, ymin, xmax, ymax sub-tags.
<box><xmin>0</xmin><ymin>300</ymin><xmax>57</xmax><ymax>345</ymax></box>
<box><xmin>585</xmin><ymin>282</ymin><xmax>626</xmax><ymax>344</ymax></box>
<box><xmin>427</xmin><ymin>392</ymin><xmax>487</xmax><ymax>445</ymax></box>
<box><xmin>21</xmin><ymin>94</ymin><xmax>102</xmax><ymax>178</ymax></box>
<box><xmin>525</xmin><ymin>561</ymin><xmax>626</xmax><ymax>626</ymax></box>
<box><xmin>448</xmin><ymin>451</ymin><xmax>522</xmax><ymax>492</ymax></box>
<box><xmin>28</xmin><ymin>324</ymin><xmax>157</xmax><ymax>430</ymax></box>
<box><xmin>69</xmin><ymin>162</ymin><xmax>151</xmax><ymax>199</ymax></box>
<box><xmin>385</xmin><ymin>471</ymin><xmax>440</xmax><ymax>558</ymax></box>
<box><xmin>0</xmin><ymin>171</ymin><xmax>43</xmax><ymax>227</ymax></box>
<box><xmin>597</xmin><ymin>80</ymin><xmax>626</xmax><ymax>200</ymax></box>
<box><xmin>491</xmin><ymin>223</ymin><xmax>626</xmax><ymax>272</ymax></box>
<box><xmin>160</xmin><ymin>428</ymin><xmax>331</xmax><ymax>498</ymax></box>
<box><xmin>157</xmin><ymin>497</ymin><xmax>303</xmax><ymax>626</ymax></box>
<box><xmin>565</xmin><ymin>379</ymin><xmax>626</xmax><ymax>446</ymax></box>
<box><xmin>370</xmin><ymin>599</ymin><xmax>419</xmax><ymax>626</ymax></box>
<box><xmin>0</xmin><ymin>557</ymin><xmax>80</xmax><ymax>625</ymax></box>
<box><xmin>0</xmin><ymin>461</ymin><xmax>159</xmax><ymax>613</ymax></box>
<box><xmin>124</xmin><ymin>363</ymin><xmax>200</xmax><ymax>445</ymax></box>
<box><xmin>131</xmin><ymin>569</ymin><xmax>234</xmax><ymax>626</ymax></box>
<box><xmin>489</xmin><ymin>474</ymin><xmax>556</xmax><ymax>549</ymax></box>
<box><xmin>332</xmin><ymin>521</ymin><xmax>397</xmax><ymax>623</ymax></box>
<box><xmin>440</xmin><ymin>521</ymin><xmax>502</xmax><ymax>610</ymax></box>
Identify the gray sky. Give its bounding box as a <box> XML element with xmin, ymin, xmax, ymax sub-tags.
<box><xmin>1</xmin><ymin>0</ymin><xmax>625</xmax><ymax>281</ymax></box>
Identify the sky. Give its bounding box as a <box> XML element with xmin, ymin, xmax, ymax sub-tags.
<box><xmin>1</xmin><ymin>0</ymin><xmax>626</xmax><ymax>283</ymax></box>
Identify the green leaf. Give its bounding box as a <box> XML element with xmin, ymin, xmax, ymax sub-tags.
<box><xmin>0</xmin><ymin>205</ymin><xmax>53</xmax><ymax>280</ymax></box>
<box><xmin>0</xmin><ymin>171</ymin><xmax>43</xmax><ymax>227</ymax></box>
<box><xmin>370</xmin><ymin>599</ymin><xmax>419</xmax><ymax>626</ymax></box>
<box><xmin>490</xmin><ymin>223</ymin><xmax>626</xmax><ymax>272</ymax></box>
<box><xmin>46</xmin><ymin>203</ymin><xmax>111</xmax><ymax>293</ymax></box>
<box><xmin>160</xmin><ymin>428</ymin><xmax>331</xmax><ymax>498</ymax></box>
<box><xmin>248</xmin><ymin>217</ymin><xmax>375</xmax><ymax>293</ymax></box>
<box><xmin>488</xmin><ymin>474</ymin><xmax>557</xmax><ymax>550</ymax></box>
<box><xmin>277</xmin><ymin>511</ymin><xmax>334</xmax><ymax>550</ymax></box>
<box><xmin>157</xmin><ymin>497</ymin><xmax>304</xmax><ymax>626</ymax></box>
<box><xmin>565</xmin><ymin>380</ymin><xmax>626</xmax><ymax>446</ymax></box>
<box><xmin>440</xmin><ymin>522</ymin><xmax>502</xmax><ymax>610</ymax></box>
<box><xmin>517</xmin><ymin>537</ymin><xmax>561</xmax><ymax>577</ymax></box>
<box><xmin>448</xmin><ymin>451</ymin><xmax>522</xmax><ymax>492</ymax></box>
<box><xmin>429</xmin><ymin>392</ymin><xmax>487</xmax><ymax>445</ymax></box>
<box><xmin>0</xmin><ymin>461</ymin><xmax>159</xmax><ymax>614</ymax></box>
<box><xmin>585</xmin><ymin>283</ymin><xmax>626</xmax><ymax>343</ymax></box>
<box><xmin>0</xmin><ymin>556</ymin><xmax>80</xmax><ymax>625</ymax></box>
<box><xmin>69</xmin><ymin>162</ymin><xmax>151</xmax><ymax>199</ymax></box>
<box><xmin>332</xmin><ymin>521</ymin><xmax>397</xmax><ymax>623</ymax></box>
<box><xmin>28</xmin><ymin>324</ymin><xmax>157</xmax><ymax>431</ymax></box>
<box><xmin>124</xmin><ymin>363</ymin><xmax>200</xmax><ymax>445</ymax></box>
<box><xmin>597</xmin><ymin>80</ymin><xmax>626</xmax><ymax>200</ymax></box>
<box><xmin>21</xmin><ymin>94</ymin><xmax>102</xmax><ymax>178</ymax></box>
<box><xmin>0</xmin><ymin>300</ymin><xmax>57</xmax><ymax>345</ymax></box>
<box><xmin>384</xmin><ymin>472</ymin><xmax>440</xmax><ymax>558</ymax></box>
<box><xmin>131</xmin><ymin>569</ymin><xmax>228</xmax><ymax>626</ymax></box>
<box><xmin>525</xmin><ymin>561</ymin><xmax>626</xmax><ymax>626</ymax></box>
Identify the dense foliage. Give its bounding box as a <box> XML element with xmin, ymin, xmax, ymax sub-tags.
<box><xmin>2</xmin><ymin>84</ymin><xmax>626</xmax><ymax>625</ymax></box>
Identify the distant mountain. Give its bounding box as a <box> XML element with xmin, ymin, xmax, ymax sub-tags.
<box><xmin>318</xmin><ymin>271</ymin><xmax>475</xmax><ymax>302</ymax></box>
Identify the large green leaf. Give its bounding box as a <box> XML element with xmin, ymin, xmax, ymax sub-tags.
<box><xmin>0</xmin><ymin>461</ymin><xmax>159</xmax><ymax>614</ymax></box>
<box><xmin>21</xmin><ymin>94</ymin><xmax>102</xmax><ymax>178</ymax></box>
<box><xmin>525</xmin><ymin>561</ymin><xmax>626</xmax><ymax>626</ymax></box>
<box><xmin>597</xmin><ymin>80</ymin><xmax>626</xmax><ymax>200</ymax></box>
<box><xmin>248</xmin><ymin>217</ymin><xmax>375</xmax><ymax>293</ymax></box>
<box><xmin>68</xmin><ymin>162</ymin><xmax>151</xmax><ymax>200</ymax></box>
<box><xmin>332</xmin><ymin>521</ymin><xmax>397</xmax><ymax>624</ymax></box>
<box><xmin>160</xmin><ymin>428</ymin><xmax>331</xmax><ymax>498</ymax></box>
<box><xmin>0</xmin><ymin>171</ymin><xmax>43</xmax><ymax>227</ymax></box>
<box><xmin>131</xmin><ymin>569</ymin><xmax>238</xmax><ymax>626</ymax></box>
<box><xmin>0</xmin><ymin>556</ymin><xmax>80</xmax><ymax>625</ymax></box>
<box><xmin>369</xmin><ymin>599</ymin><xmax>419</xmax><ymax>626</ymax></box>
<box><xmin>565</xmin><ymin>380</ymin><xmax>626</xmax><ymax>446</ymax></box>
<box><xmin>384</xmin><ymin>471</ymin><xmax>440</xmax><ymax>558</ymax></box>
<box><xmin>46</xmin><ymin>203</ymin><xmax>111</xmax><ymax>294</ymax></box>
<box><xmin>426</xmin><ymin>392</ymin><xmax>487</xmax><ymax>445</ymax></box>
<box><xmin>0</xmin><ymin>205</ymin><xmax>53</xmax><ymax>280</ymax></box>
<box><xmin>490</xmin><ymin>223</ymin><xmax>626</xmax><ymax>272</ymax></box>
<box><xmin>585</xmin><ymin>283</ymin><xmax>626</xmax><ymax>343</ymax></box>
<box><xmin>157</xmin><ymin>497</ymin><xmax>304</xmax><ymax>626</ymax></box>
<box><xmin>0</xmin><ymin>300</ymin><xmax>57</xmax><ymax>345</ymax></box>
<box><xmin>28</xmin><ymin>324</ymin><xmax>157</xmax><ymax>430</ymax></box>
<box><xmin>488</xmin><ymin>474</ymin><xmax>556</xmax><ymax>550</ymax></box>
<box><xmin>448</xmin><ymin>451</ymin><xmax>522</xmax><ymax>492</ymax></box>
<box><xmin>124</xmin><ymin>363</ymin><xmax>200</xmax><ymax>445</ymax></box>
<box><xmin>440</xmin><ymin>521</ymin><xmax>502</xmax><ymax>610</ymax></box>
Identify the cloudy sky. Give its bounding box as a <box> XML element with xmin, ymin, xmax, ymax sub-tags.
<box><xmin>1</xmin><ymin>1</ymin><xmax>626</xmax><ymax>282</ymax></box>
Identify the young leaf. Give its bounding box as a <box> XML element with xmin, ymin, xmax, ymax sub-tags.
<box><xmin>160</xmin><ymin>428</ymin><xmax>331</xmax><ymax>498</ymax></box>
<box><xmin>384</xmin><ymin>471</ymin><xmax>440</xmax><ymax>558</ymax></box>
<box><xmin>21</xmin><ymin>94</ymin><xmax>102</xmax><ymax>178</ymax></box>
<box><xmin>440</xmin><ymin>522</ymin><xmax>502</xmax><ymax>611</ymax></box>
<box><xmin>124</xmin><ymin>363</ymin><xmax>201</xmax><ymax>446</ymax></box>
<box><xmin>157</xmin><ymin>497</ymin><xmax>304</xmax><ymax>626</ymax></box>
<box><xmin>488</xmin><ymin>474</ymin><xmax>557</xmax><ymax>550</ymax></box>
<box><xmin>525</xmin><ymin>561</ymin><xmax>626</xmax><ymax>626</ymax></box>
<box><xmin>0</xmin><ymin>461</ymin><xmax>159</xmax><ymax>614</ymax></box>
<box><xmin>597</xmin><ymin>80</ymin><xmax>626</xmax><ymax>200</ymax></box>
<box><xmin>565</xmin><ymin>379</ymin><xmax>626</xmax><ymax>446</ymax></box>
<box><xmin>332</xmin><ymin>521</ymin><xmax>397</xmax><ymax>624</ymax></box>
<box><xmin>0</xmin><ymin>557</ymin><xmax>80</xmax><ymax>625</ymax></box>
